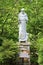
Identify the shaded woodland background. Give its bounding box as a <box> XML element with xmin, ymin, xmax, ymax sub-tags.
<box><xmin>0</xmin><ymin>0</ymin><xmax>43</xmax><ymax>65</ymax></box>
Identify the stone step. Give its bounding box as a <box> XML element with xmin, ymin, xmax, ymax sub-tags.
<box><xmin>19</xmin><ymin>42</ymin><xmax>30</xmax><ymax>46</ymax></box>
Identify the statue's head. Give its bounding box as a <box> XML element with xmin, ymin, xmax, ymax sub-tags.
<box><xmin>21</xmin><ymin>8</ymin><xmax>25</xmax><ymax>13</ymax></box>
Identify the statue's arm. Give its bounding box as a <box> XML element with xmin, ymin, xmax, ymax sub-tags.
<box><xmin>18</xmin><ymin>15</ymin><xmax>21</xmax><ymax>28</ymax></box>
<box><xmin>25</xmin><ymin>14</ymin><xmax>28</xmax><ymax>22</ymax></box>
<box><xmin>18</xmin><ymin>15</ymin><xmax>21</xmax><ymax>24</ymax></box>
<box><xmin>26</xmin><ymin>14</ymin><xmax>28</xmax><ymax>21</ymax></box>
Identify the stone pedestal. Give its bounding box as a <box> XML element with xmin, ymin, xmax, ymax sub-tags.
<box><xmin>19</xmin><ymin>42</ymin><xmax>30</xmax><ymax>65</ymax></box>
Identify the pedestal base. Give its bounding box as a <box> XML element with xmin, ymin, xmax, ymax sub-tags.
<box><xmin>19</xmin><ymin>42</ymin><xmax>30</xmax><ymax>65</ymax></box>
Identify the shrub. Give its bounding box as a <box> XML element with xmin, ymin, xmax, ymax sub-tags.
<box><xmin>37</xmin><ymin>38</ymin><xmax>43</xmax><ymax>65</ymax></box>
<box><xmin>0</xmin><ymin>39</ymin><xmax>19</xmax><ymax>65</ymax></box>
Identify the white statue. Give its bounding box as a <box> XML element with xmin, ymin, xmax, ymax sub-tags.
<box><xmin>18</xmin><ymin>8</ymin><xmax>28</xmax><ymax>42</ymax></box>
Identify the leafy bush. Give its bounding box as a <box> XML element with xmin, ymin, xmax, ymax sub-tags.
<box><xmin>37</xmin><ymin>38</ymin><xmax>43</xmax><ymax>65</ymax></box>
<box><xmin>30</xmin><ymin>46</ymin><xmax>38</xmax><ymax>63</ymax></box>
<box><xmin>0</xmin><ymin>39</ymin><xmax>18</xmax><ymax>65</ymax></box>
<box><xmin>30</xmin><ymin>42</ymin><xmax>38</xmax><ymax>65</ymax></box>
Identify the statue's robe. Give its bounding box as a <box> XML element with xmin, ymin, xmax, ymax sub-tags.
<box><xmin>18</xmin><ymin>12</ymin><xmax>28</xmax><ymax>41</ymax></box>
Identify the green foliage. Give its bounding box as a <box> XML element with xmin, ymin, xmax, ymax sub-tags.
<box><xmin>0</xmin><ymin>0</ymin><xmax>43</xmax><ymax>40</ymax></box>
<box><xmin>37</xmin><ymin>38</ymin><xmax>43</xmax><ymax>65</ymax></box>
<box><xmin>0</xmin><ymin>39</ymin><xmax>18</xmax><ymax>64</ymax></box>
<box><xmin>30</xmin><ymin>36</ymin><xmax>38</xmax><ymax>64</ymax></box>
<box><xmin>0</xmin><ymin>0</ymin><xmax>43</xmax><ymax>65</ymax></box>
